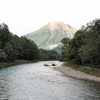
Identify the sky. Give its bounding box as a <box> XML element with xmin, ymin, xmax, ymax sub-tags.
<box><xmin>0</xmin><ymin>0</ymin><xmax>100</xmax><ymax>36</ymax></box>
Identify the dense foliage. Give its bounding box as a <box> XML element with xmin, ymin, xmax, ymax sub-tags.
<box><xmin>0</xmin><ymin>23</ymin><xmax>59</xmax><ymax>63</ymax></box>
<box><xmin>39</xmin><ymin>49</ymin><xmax>60</xmax><ymax>60</ymax></box>
<box><xmin>0</xmin><ymin>23</ymin><xmax>40</xmax><ymax>62</ymax></box>
<box><xmin>61</xmin><ymin>18</ymin><xmax>100</xmax><ymax>68</ymax></box>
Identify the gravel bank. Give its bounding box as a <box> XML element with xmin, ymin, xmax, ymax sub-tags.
<box><xmin>53</xmin><ymin>65</ymin><xmax>100</xmax><ymax>82</ymax></box>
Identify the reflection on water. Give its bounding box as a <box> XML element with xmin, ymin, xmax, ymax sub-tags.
<box><xmin>0</xmin><ymin>61</ymin><xmax>100</xmax><ymax>100</ymax></box>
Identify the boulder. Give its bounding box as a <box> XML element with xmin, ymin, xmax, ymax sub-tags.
<box><xmin>44</xmin><ymin>64</ymin><xmax>49</xmax><ymax>66</ymax></box>
<box><xmin>52</xmin><ymin>64</ymin><xmax>56</xmax><ymax>66</ymax></box>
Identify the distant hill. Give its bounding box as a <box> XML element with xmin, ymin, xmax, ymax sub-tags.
<box><xmin>25</xmin><ymin>21</ymin><xmax>77</xmax><ymax>52</ymax></box>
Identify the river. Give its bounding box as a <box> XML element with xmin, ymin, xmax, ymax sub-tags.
<box><xmin>0</xmin><ymin>61</ymin><xmax>100</xmax><ymax>100</ymax></box>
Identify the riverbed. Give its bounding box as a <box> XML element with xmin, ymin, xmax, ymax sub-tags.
<box><xmin>0</xmin><ymin>61</ymin><xmax>100</xmax><ymax>100</ymax></box>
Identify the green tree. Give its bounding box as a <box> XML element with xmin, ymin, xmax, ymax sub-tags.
<box><xmin>61</xmin><ymin>18</ymin><xmax>100</xmax><ymax>68</ymax></box>
<box><xmin>4</xmin><ymin>43</ymin><xmax>14</xmax><ymax>61</ymax></box>
<box><xmin>0</xmin><ymin>49</ymin><xmax>7</xmax><ymax>62</ymax></box>
<box><xmin>0</xmin><ymin>23</ymin><xmax>12</xmax><ymax>48</ymax></box>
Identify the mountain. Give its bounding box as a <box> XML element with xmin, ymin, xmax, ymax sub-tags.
<box><xmin>25</xmin><ymin>21</ymin><xmax>77</xmax><ymax>51</ymax></box>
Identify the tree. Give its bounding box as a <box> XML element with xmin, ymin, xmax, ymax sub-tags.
<box><xmin>4</xmin><ymin>43</ymin><xmax>15</xmax><ymax>61</ymax></box>
<box><xmin>0</xmin><ymin>49</ymin><xmax>7</xmax><ymax>62</ymax></box>
<box><xmin>61</xmin><ymin>37</ymin><xmax>70</xmax><ymax>51</ymax></box>
<box><xmin>61</xmin><ymin>18</ymin><xmax>100</xmax><ymax>68</ymax></box>
<box><xmin>20</xmin><ymin>37</ymin><xmax>39</xmax><ymax>60</ymax></box>
<box><xmin>0</xmin><ymin>23</ymin><xmax>12</xmax><ymax>48</ymax></box>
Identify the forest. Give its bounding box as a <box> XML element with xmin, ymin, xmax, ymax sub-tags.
<box><xmin>0</xmin><ymin>23</ymin><xmax>59</xmax><ymax>64</ymax></box>
<box><xmin>1</xmin><ymin>18</ymin><xmax>100</xmax><ymax>69</ymax></box>
<box><xmin>60</xmin><ymin>18</ymin><xmax>100</xmax><ymax>68</ymax></box>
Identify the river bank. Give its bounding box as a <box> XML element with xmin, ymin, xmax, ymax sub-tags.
<box><xmin>53</xmin><ymin>64</ymin><xmax>100</xmax><ymax>82</ymax></box>
<box><xmin>0</xmin><ymin>60</ymin><xmax>39</xmax><ymax>69</ymax></box>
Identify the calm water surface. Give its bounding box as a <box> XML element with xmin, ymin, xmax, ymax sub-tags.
<box><xmin>0</xmin><ymin>61</ymin><xmax>100</xmax><ymax>100</ymax></box>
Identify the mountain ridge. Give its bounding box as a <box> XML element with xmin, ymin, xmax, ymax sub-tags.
<box><xmin>25</xmin><ymin>21</ymin><xmax>77</xmax><ymax>51</ymax></box>
<box><xmin>47</xmin><ymin>21</ymin><xmax>76</xmax><ymax>38</ymax></box>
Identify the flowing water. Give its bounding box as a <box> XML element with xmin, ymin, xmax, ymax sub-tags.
<box><xmin>0</xmin><ymin>61</ymin><xmax>100</xmax><ymax>100</ymax></box>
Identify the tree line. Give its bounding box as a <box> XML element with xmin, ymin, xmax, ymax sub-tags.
<box><xmin>60</xmin><ymin>18</ymin><xmax>100</xmax><ymax>68</ymax></box>
<box><xmin>0</xmin><ymin>23</ymin><xmax>59</xmax><ymax>63</ymax></box>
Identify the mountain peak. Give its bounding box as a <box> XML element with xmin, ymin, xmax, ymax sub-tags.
<box><xmin>25</xmin><ymin>21</ymin><xmax>77</xmax><ymax>51</ymax></box>
<box><xmin>48</xmin><ymin>21</ymin><xmax>63</xmax><ymax>25</ymax></box>
<box><xmin>47</xmin><ymin>21</ymin><xmax>64</xmax><ymax>31</ymax></box>
<box><xmin>47</xmin><ymin>21</ymin><xmax>76</xmax><ymax>38</ymax></box>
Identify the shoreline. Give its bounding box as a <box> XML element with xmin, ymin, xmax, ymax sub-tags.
<box><xmin>53</xmin><ymin>65</ymin><xmax>100</xmax><ymax>82</ymax></box>
<box><xmin>0</xmin><ymin>60</ymin><xmax>39</xmax><ymax>69</ymax></box>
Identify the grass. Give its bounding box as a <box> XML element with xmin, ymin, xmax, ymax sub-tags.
<box><xmin>63</xmin><ymin>62</ymin><xmax>100</xmax><ymax>77</ymax></box>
